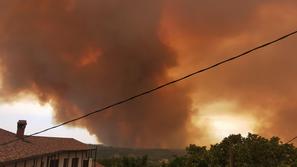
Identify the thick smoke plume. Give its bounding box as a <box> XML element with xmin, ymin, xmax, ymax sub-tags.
<box><xmin>161</xmin><ymin>0</ymin><xmax>297</xmax><ymax>143</ymax></box>
<box><xmin>0</xmin><ymin>0</ymin><xmax>192</xmax><ymax>148</ymax></box>
<box><xmin>0</xmin><ymin>0</ymin><xmax>297</xmax><ymax>147</ymax></box>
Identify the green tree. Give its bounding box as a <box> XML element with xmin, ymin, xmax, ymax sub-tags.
<box><xmin>167</xmin><ymin>133</ymin><xmax>297</xmax><ymax>167</ymax></box>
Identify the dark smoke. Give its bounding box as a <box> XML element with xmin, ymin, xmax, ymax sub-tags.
<box><xmin>1</xmin><ymin>0</ymin><xmax>297</xmax><ymax>148</ymax></box>
<box><xmin>0</xmin><ymin>0</ymin><xmax>192</xmax><ymax>148</ymax></box>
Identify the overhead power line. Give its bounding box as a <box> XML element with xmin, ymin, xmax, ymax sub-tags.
<box><xmin>286</xmin><ymin>136</ymin><xmax>297</xmax><ymax>144</ymax></box>
<box><xmin>1</xmin><ymin>30</ymin><xmax>297</xmax><ymax>147</ymax></box>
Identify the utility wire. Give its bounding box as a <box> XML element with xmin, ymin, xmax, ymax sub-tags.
<box><xmin>285</xmin><ymin>136</ymin><xmax>297</xmax><ymax>144</ymax></box>
<box><xmin>1</xmin><ymin>30</ymin><xmax>297</xmax><ymax>147</ymax></box>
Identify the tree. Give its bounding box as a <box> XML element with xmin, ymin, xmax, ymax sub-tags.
<box><xmin>167</xmin><ymin>133</ymin><xmax>297</xmax><ymax>167</ymax></box>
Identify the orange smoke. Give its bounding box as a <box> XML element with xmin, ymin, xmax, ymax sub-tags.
<box><xmin>0</xmin><ymin>0</ymin><xmax>297</xmax><ymax>148</ymax></box>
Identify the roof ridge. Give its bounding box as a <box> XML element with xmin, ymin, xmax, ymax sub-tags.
<box><xmin>29</xmin><ymin>135</ymin><xmax>77</xmax><ymax>140</ymax></box>
<box><xmin>0</xmin><ymin>128</ymin><xmax>81</xmax><ymax>141</ymax></box>
<box><xmin>0</xmin><ymin>128</ymin><xmax>16</xmax><ymax>136</ymax></box>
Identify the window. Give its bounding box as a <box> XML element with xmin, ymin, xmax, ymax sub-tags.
<box><xmin>71</xmin><ymin>158</ymin><xmax>79</xmax><ymax>167</ymax></box>
<box><xmin>82</xmin><ymin>160</ymin><xmax>89</xmax><ymax>167</ymax></box>
<box><xmin>49</xmin><ymin>160</ymin><xmax>59</xmax><ymax>167</ymax></box>
<box><xmin>63</xmin><ymin>159</ymin><xmax>69</xmax><ymax>167</ymax></box>
<box><xmin>33</xmin><ymin>159</ymin><xmax>37</xmax><ymax>167</ymax></box>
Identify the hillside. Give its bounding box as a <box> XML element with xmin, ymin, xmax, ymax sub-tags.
<box><xmin>93</xmin><ymin>145</ymin><xmax>185</xmax><ymax>161</ymax></box>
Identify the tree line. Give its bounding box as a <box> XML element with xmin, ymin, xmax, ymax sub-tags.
<box><xmin>98</xmin><ymin>133</ymin><xmax>297</xmax><ymax>167</ymax></box>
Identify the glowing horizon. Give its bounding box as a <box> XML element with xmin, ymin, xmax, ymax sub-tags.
<box><xmin>0</xmin><ymin>97</ymin><xmax>99</xmax><ymax>144</ymax></box>
<box><xmin>192</xmin><ymin>101</ymin><xmax>259</xmax><ymax>144</ymax></box>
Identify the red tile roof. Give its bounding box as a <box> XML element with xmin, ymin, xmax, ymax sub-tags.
<box><xmin>0</xmin><ymin>128</ymin><xmax>92</xmax><ymax>163</ymax></box>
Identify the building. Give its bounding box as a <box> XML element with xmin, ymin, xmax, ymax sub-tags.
<box><xmin>0</xmin><ymin>120</ymin><xmax>100</xmax><ymax>167</ymax></box>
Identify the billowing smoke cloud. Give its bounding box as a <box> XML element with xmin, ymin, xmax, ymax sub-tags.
<box><xmin>161</xmin><ymin>0</ymin><xmax>297</xmax><ymax>142</ymax></box>
<box><xmin>0</xmin><ymin>0</ymin><xmax>297</xmax><ymax>148</ymax></box>
<box><xmin>0</xmin><ymin>0</ymin><xmax>193</xmax><ymax>148</ymax></box>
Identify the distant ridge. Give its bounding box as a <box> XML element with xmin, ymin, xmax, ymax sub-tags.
<box><xmin>91</xmin><ymin>144</ymin><xmax>185</xmax><ymax>161</ymax></box>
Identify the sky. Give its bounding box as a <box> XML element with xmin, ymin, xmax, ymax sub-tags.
<box><xmin>0</xmin><ymin>0</ymin><xmax>297</xmax><ymax>148</ymax></box>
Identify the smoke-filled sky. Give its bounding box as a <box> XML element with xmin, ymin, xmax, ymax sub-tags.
<box><xmin>0</xmin><ymin>0</ymin><xmax>297</xmax><ymax>148</ymax></box>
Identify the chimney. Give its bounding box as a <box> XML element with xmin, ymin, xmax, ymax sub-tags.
<box><xmin>16</xmin><ymin>120</ymin><xmax>27</xmax><ymax>138</ymax></box>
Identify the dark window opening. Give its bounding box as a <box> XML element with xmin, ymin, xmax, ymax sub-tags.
<box><xmin>33</xmin><ymin>159</ymin><xmax>36</xmax><ymax>167</ymax></box>
<box><xmin>71</xmin><ymin>158</ymin><xmax>79</xmax><ymax>167</ymax></box>
<box><xmin>82</xmin><ymin>160</ymin><xmax>89</xmax><ymax>167</ymax></box>
<box><xmin>63</xmin><ymin>159</ymin><xmax>69</xmax><ymax>167</ymax></box>
<box><xmin>49</xmin><ymin>160</ymin><xmax>59</xmax><ymax>167</ymax></box>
